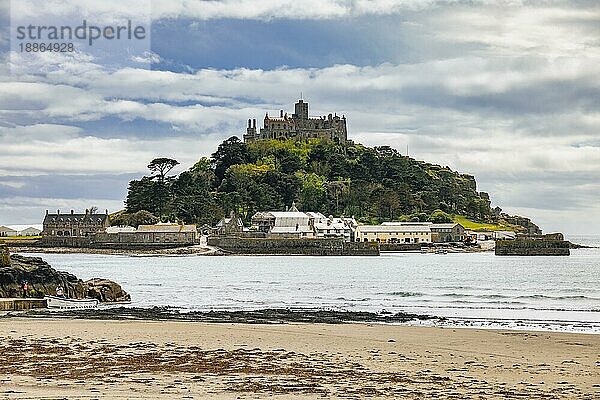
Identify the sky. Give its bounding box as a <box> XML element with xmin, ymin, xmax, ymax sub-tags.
<box><xmin>0</xmin><ymin>0</ymin><xmax>599</xmax><ymax>234</ymax></box>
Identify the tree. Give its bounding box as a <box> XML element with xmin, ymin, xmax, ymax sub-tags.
<box><xmin>109</xmin><ymin>210</ymin><xmax>159</xmax><ymax>227</ymax></box>
<box><xmin>128</xmin><ymin>210</ymin><xmax>159</xmax><ymax>227</ymax></box>
<box><xmin>122</xmin><ymin>137</ymin><xmax>496</xmax><ymax>225</ymax></box>
<box><xmin>324</xmin><ymin>179</ymin><xmax>351</xmax><ymax>215</ymax></box>
<box><xmin>148</xmin><ymin>158</ymin><xmax>180</xmax><ymax>183</ymax></box>
<box><xmin>125</xmin><ymin>177</ymin><xmax>171</xmax><ymax>216</ymax></box>
<box><xmin>296</xmin><ymin>172</ymin><xmax>327</xmax><ymax>211</ymax></box>
<box><xmin>211</xmin><ymin>137</ymin><xmax>249</xmax><ymax>182</ymax></box>
<box><xmin>428</xmin><ymin>209</ymin><xmax>453</xmax><ymax>223</ymax></box>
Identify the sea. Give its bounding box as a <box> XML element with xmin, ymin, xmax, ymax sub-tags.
<box><xmin>23</xmin><ymin>234</ymin><xmax>600</xmax><ymax>334</ymax></box>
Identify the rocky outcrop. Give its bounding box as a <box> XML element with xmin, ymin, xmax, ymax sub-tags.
<box><xmin>85</xmin><ymin>278</ymin><xmax>130</xmax><ymax>303</ymax></box>
<box><xmin>0</xmin><ymin>252</ymin><xmax>130</xmax><ymax>302</ymax></box>
<box><xmin>498</xmin><ymin>213</ymin><xmax>542</xmax><ymax>234</ymax></box>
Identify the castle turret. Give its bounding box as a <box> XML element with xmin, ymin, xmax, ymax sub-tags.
<box><xmin>294</xmin><ymin>99</ymin><xmax>308</xmax><ymax>120</ymax></box>
<box><xmin>244</xmin><ymin>118</ymin><xmax>257</xmax><ymax>142</ymax></box>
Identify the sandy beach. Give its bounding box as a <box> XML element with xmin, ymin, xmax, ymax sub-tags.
<box><xmin>1</xmin><ymin>318</ymin><xmax>598</xmax><ymax>399</ymax></box>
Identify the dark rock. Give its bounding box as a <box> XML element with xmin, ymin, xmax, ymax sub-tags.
<box><xmin>0</xmin><ymin>252</ymin><xmax>129</xmax><ymax>302</ymax></box>
<box><xmin>12</xmin><ymin>307</ymin><xmax>438</xmax><ymax>324</ymax></box>
<box><xmin>85</xmin><ymin>278</ymin><xmax>130</xmax><ymax>303</ymax></box>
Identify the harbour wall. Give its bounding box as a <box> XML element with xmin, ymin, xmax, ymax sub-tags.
<box><xmin>495</xmin><ymin>238</ymin><xmax>570</xmax><ymax>256</ymax></box>
<box><xmin>36</xmin><ymin>232</ymin><xmax>197</xmax><ymax>249</ymax></box>
<box><xmin>379</xmin><ymin>243</ymin><xmax>421</xmax><ymax>252</ymax></box>
<box><xmin>208</xmin><ymin>237</ymin><xmax>380</xmax><ymax>256</ymax></box>
<box><xmin>0</xmin><ymin>298</ymin><xmax>47</xmax><ymax>311</ymax></box>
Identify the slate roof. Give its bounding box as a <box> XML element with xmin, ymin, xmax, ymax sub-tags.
<box><xmin>356</xmin><ymin>225</ymin><xmax>432</xmax><ymax>233</ymax></box>
<box><xmin>429</xmin><ymin>223</ymin><xmax>462</xmax><ymax>230</ymax></box>
<box><xmin>270</xmin><ymin>226</ymin><xmax>313</xmax><ymax>234</ymax></box>
<box><xmin>137</xmin><ymin>224</ymin><xmax>197</xmax><ymax>233</ymax></box>
<box><xmin>43</xmin><ymin>213</ymin><xmax>108</xmax><ymax>225</ymax></box>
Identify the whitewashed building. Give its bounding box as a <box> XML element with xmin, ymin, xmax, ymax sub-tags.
<box><xmin>355</xmin><ymin>225</ymin><xmax>432</xmax><ymax>244</ymax></box>
<box><xmin>17</xmin><ymin>226</ymin><xmax>42</xmax><ymax>236</ymax></box>
<box><xmin>0</xmin><ymin>226</ymin><xmax>18</xmax><ymax>237</ymax></box>
<box><xmin>311</xmin><ymin>214</ymin><xmax>357</xmax><ymax>242</ymax></box>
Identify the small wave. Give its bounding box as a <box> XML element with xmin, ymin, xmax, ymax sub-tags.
<box><xmin>447</xmin><ymin>300</ymin><xmax>526</xmax><ymax>306</ymax></box>
<box><xmin>383</xmin><ymin>291</ymin><xmax>423</xmax><ymax>297</ymax></box>
<box><xmin>403</xmin><ymin>304</ymin><xmax>600</xmax><ymax>312</ymax></box>
<box><xmin>335</xmin><ymin>297</ymin><xmax>372</xmax><ymax>302</ymax></box>
<box><xmin>517</xmin><ymin>294</ymin><xmax>600</xmax><ymax>300</ymax></box>
<box><xmin>438</xmin><ymin>293</ymin><xmax>512</xmax><ymax>299</ymax></box>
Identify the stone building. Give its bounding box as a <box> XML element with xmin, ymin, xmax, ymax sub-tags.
<box><xmin>251</xmin><ymin>203</ymin><xmax>315</xmax><ymax>238</ymax></box>
<box><xmin>104</xmin><ymin>222</ymin><xmax>198</xmax><ymax>245</ymax></box>
<box><xmin>0</xmin><ymin>226</ymin><xmax>17</xmax><ymax>237</ymax></box>
<box><xmin>308</xmin><ymin>212</ymin><xmax>357</xmax><ymax>242</ymax></box>
<box><xmin>380</xmin><ymin>222</ymin><xmax>465</xmax><ymax>243</ymax></box>
<box><xmin>355</xmin><ymin>225</ymin><xmax>432</xmax><ymax>244</ymax></box>
<box><xmin>215</xmin><ymin>211</ymin><xmax>244</xmax><ymax>236</ymax></box>
<box><xmin>42</xmin><ymin>210</ymin><xmax>109</xmax><ymax>237</ymax></box>
<box><xmin>429</xmin><ymin>223</ymin><xmax>465</xmax><ymax>242</ymax></box>
<box><xmin>243</xmin><ymin>99</ymin><xmax>348</xmax><ymax>144</ymax></box>
<box><xmin>16</xmin><ymin>226</ymin><xmax>42</xmax><ymax>236</ymax></box>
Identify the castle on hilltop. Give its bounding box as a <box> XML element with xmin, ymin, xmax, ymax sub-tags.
<box><xmin>243</xmin><ymin>99</ymin><xmax>348</xmax><ymax>144</ymax></box>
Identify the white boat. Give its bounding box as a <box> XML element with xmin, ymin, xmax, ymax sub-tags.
<box><xmin>44</xmin><ymin>295</ymin><xmax>99</xmax><ymax>310</ymax></box>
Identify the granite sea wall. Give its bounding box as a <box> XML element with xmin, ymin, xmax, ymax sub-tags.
<box><xmin>495</xmin><ymin>233</ymin><xmax>570</xmax><ymax>256</ymax></box>
<box><xmin>208</xmin><ymin>237</ymin><xmax>379</xmax><ymax>256</ymax></box>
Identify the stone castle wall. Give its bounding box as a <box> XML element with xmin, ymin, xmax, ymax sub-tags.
<box><xmin>39</xmin><ymin>231</ymin><xmax>197</xmax><ymax>248</ymax></box>
<box><xmin>495</xmin><ymin>239</ymin><xmax>570</xmax><ymax>256</ymax></box>
<box><xmin>208</xmin><ymin>236</ymin><xmax>379</xmax><ymax>256</ymax></box>
<box><xmin>379</xmin><ymin>243</ymin><xmax>421</xmax><ymax>252</ymax></box>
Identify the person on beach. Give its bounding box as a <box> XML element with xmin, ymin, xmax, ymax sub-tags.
<box><xmin>22</xmin><ymin>281</ymin><xmax>28</xmax><ymax>298</ymax></box>
<box><xmin>56</xmin><ymin>286</ymin><xmax>64</xmax><ymax>298</ymax></box>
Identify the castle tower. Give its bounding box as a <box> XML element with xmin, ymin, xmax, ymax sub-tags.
<box><xmin>294</xmin><ymin>99</ymin><xmax>308</xmax><ymax>120</ymax></box>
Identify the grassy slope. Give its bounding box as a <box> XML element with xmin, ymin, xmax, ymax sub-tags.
<box><xmin>1</xmin><ymin>236</ymin><xmax>41</xmax><ymax>240</ymax></box>
<box><xmin>452</xmin><ymin>215</ymin><xmax>521</xmax><ymax>232</ymax></box>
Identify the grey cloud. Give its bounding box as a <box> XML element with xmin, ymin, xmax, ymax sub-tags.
<box><xmin>0</xmin><ymin>174</ymin><xmax>136</xmax><ymax>201</ymax></box>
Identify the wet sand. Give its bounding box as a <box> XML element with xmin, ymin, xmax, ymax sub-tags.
<box><xmin>1</xmin><ymin>318</ymin><xmax>598</xmax><ymax>399</ymax></box>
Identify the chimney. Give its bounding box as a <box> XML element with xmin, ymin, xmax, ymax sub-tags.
<box><xmin>280</xmin><ymin>110</ymin><xmax>283</xmax><ymax>117</ymax></box>
<box><xmin>71</xmin><ymin>210</ymin><xmax>74</xmax><ymax>214</ymax></box>
<box><xmin>57</xmin><ymin>209</ymin><xmax>60</xmax><ymax>215</ymax></box>
<box><xmin>105</xmin><ymin>209</ymin><xmax>108</xmax><ymax>215</ymax></box>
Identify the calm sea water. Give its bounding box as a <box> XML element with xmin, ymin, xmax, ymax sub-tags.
<box><xmin>23</xmin><ymin>234</ymin><xmax>600</xmax><ymax>333</ymax></box>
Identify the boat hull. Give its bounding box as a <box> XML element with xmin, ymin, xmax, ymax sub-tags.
<box><xmin>44</xmin><ymin>295</ymin><xmax>99</xmax><ymax>310</ymax></box>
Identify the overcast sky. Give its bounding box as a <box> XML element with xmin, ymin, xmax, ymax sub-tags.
<box><xmin>0</xmin><ymin>0</ymin><xmax>599</xmax><ymax>234</ymax></box>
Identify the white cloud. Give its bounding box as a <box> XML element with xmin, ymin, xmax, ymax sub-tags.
<box><xmin>0</xmin><ymin>196</ymin><xmax>124</xmax><ymax>224</ymax></box>
<box><xmin>0</xmin><ymin>124</ymin><xmax>225</xmax><ymax>176</ymax></box>
<box><xmin>8</xmin><ymin>0</ymin><xmax>479</xmax><ymax>22</ymax></box>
